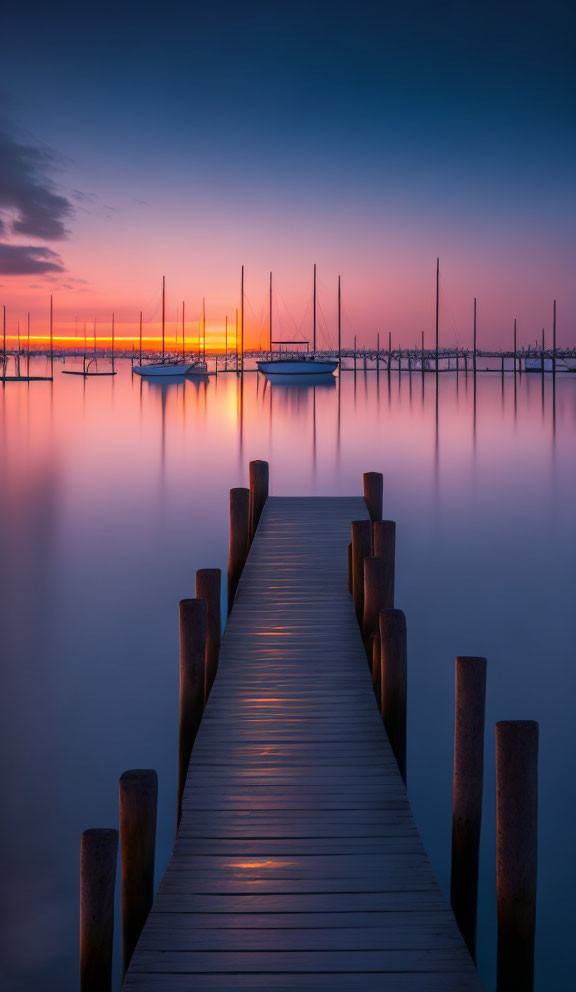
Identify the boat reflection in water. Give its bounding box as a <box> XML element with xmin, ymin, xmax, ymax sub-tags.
<box><xmin>263</xmin><ymin>372</ymin><xmax>337</xmax><ymax>389</ymax></box>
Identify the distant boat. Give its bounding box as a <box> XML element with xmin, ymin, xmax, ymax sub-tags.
<box><xmin>525</xmin><ymin>357</ymin><xmax>553</xmax><ymax>372</ymax></box>
<box><xmin>257</xmin><ymin>266</ymin><xmax>337</xmax><ymax>377</ymax></box>
<box><xmin>132</xmin><ymin>277</ymin><xmax>206</xmax><ymax>377</ymax></box>
<box><xmin>63</xmin><ymin>315</ymin><xmax>117</xmax><ymax>376</ymax></box>
<box><xmin>133</xmin><ymin>360</ymin><xmax>207</xmax><ymax>377</ymax></box>
<box><xmin>257</xmin><ymin>357</ymin><xmax>338</xmax><ymax>375</ymax></box>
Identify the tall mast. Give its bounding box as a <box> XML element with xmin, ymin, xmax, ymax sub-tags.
<box><xmin>473</xmin><ymin>297</ymin><xmax>477</xmax><ymax>376</ymax></box>
<box><xmin>27</xmin><ymin>312</ymin><xmax>31</xmax><ymax>375</ymax></box>
<box><xmin>235</xmin><ymin>307</ymin><xmax>239</xmax><ymax>370</ymax></box>
<box><xmin>139</xmin><ymin>311</ymin><xmax>143</xmax><ymax>365</ymax></box>
<box><xmin>553</xmin><ymin>299</ymin><xmax>557</xmax><ymax>374</ymax></box>
<box><xmin>111</xmin><ymin>313</ymin><xmax>115</xmax><ymax>373</ymax></box>
<box><xmin>269</xmin><ymin>271</ymin><xmax>273</xmax><ymax>354</ymax></box>
<box><xmin>240</xmin><ymin>265</ymin><xmax>244</xmax><ymax>374</ymax></box>
<box><xmin>2</xmin><ymin>306</ymin><xmax>6</xmax><ymax>382</ymax></box>
<box><xmin>435</xmin><ymin>257</ymin><xmax>439</xmax><ymax>375</ymax></box>
<box><xmin>93</xmin><ymin>319</ymin><xmax>97</xmax><ymax>360</ymax></box>
<box><xmin>513</xmin><ymin>317</ymin><xmax>517</xmax><ymax>376</ymax></box>
<box><xmin>202</xmin><ymin>297</ymin><xmax>206</xmax><ymax>360</ymax></box>
<box><xmin>338</xmin><ymin>275</ymin><xmax>341</xmax><ymax>361</ymax></box>
<box><xmin>161</xmin><ymin>275</ymin><xmax>166</xmax><ymax>361</ymax></box>
<box><xmin>225</xmin><ymin>314</ymin><xmax>228</xmax><ymax>363</ymax></box>
<box><xmin>182</xmin><ymin>300</ymin><xmax>185</xmax><ymax>361</ymax></box>
<box><xmin>50</xmin><ymin>295</ymin><xmax>54</xmax><ymax>377</ymax></box>
<box><xmin>313</xmin><ymin>263</ymin><xmax>317</xmax><ymax>353</ymax></box>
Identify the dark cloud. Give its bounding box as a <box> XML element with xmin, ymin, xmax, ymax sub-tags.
<box><xmin>0</xmin><ymin>121</ymin><xmax>74</xmax><ymax>239</ymax></box>
<box><xmin>0</xmin><ymin>109</ymin><xmax>74</xmax><ymax>250</ymax></box>
<box><xmin>0</xmin><ymin>111</ymin><xmax>74</xmax><ymax>274</ymax></box>
<box><xmin>0</xmin><ymin>243</ymin><xmax>65</xmax><ymax>275</ymax></box>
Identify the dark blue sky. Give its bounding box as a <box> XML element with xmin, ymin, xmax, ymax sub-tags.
<box><xmin>1</xmin><ymin>1</ymin><xmax>574</xmax><ymax>344</ymax></box>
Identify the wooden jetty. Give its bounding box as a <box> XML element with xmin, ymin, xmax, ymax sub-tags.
<box><xmin>123</xmin><ymin>495</ymin><xmax>480</xmax><ymax>990</ymax></box>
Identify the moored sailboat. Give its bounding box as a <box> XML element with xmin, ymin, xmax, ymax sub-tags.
<box><xmin>257</xmin><ymin>265</ymin><xmax>337</xmax><ymax>376</ymax></box>
<box><xmin>132</xmin><ymin>277</ymin><xmax>206</xmax><ymax>376</ymax></box>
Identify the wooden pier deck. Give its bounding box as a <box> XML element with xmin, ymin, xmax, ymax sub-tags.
<box><xmin>124</xmin><ymin>496</ymin><xmax>481</xmax><ymax>990</ymax></box>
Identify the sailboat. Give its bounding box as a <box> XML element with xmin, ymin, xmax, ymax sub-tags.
<box><xmin>132</xmin><ymin>277</ymin><xmax>206</xmax><ymax>376</ymax></box>
<box><xmin>63</xmin><ymin>314</ymin><xmax>117</xmax><ymax>376</ymax></box>
<box><xmin>2</xmin><ymin>300</ymin><xmax>54</xmax><ymax>381</ymax></box>
<box><xmin>257</xmin><ymin>265</ymin><xmax>338</xmax><ymax>376</ymax></box>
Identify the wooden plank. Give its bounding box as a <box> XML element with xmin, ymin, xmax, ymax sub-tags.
<box><xmin>125</xmin><ymin>976</ymin><xmax>477</xmax><ymax>991</ymax></box>
<box><xmin>123</xmin><ymin>497</ymin><xmax>480</xmax><ymax>990</ymax></box>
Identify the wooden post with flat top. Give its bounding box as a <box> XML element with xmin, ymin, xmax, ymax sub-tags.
<box><xmin>451</xmin><ymin>657</ymin><xmax>487</xmax><ymax>960</ymax></box>
<box><xmin>496</xmin><ymin>720</ymin><xmax>538</xmax><ymax>992</ymax></box>
<box><xmin>80</xmin><ymin>828</ymin><xmax>118</xmax><ymax>992</ymax></box>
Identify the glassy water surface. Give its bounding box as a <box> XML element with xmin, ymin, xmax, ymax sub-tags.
<box><xmin>0</xmin><ymin>361</ymin><xmax>574</xmax><ymax>990</ymax></box>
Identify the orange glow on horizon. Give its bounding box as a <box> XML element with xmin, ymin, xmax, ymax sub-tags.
<box><xmin>1</xmin><ymin>330</ymin><xmax>247</xmax><ymax>353</ymax></box>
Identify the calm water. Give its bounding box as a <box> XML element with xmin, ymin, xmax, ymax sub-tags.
<box><xmin>0</xmin><ymin>360</ymin><xmax>574</xmax><ymax>991</ymax></box>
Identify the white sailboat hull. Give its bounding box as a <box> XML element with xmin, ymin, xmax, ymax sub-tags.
<box><xmin>257</xmin><ymin>359</ymin><xmax>337</xmax><ymax>375</ymax></box>
<box><xmin>132</xmin><ymin>362</ymin><xmax>206</xmax><ymax>377</ymax></box>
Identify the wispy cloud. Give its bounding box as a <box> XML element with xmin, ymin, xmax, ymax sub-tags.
<box><xmin>0</xmin><ymin>109</ymin><xmax>74</xmax><ymax>273</ymax></box>
<box><xmin>0</xmin><ymin>244</ymin><xmax>65</xmax><ymax>275</ymax></box>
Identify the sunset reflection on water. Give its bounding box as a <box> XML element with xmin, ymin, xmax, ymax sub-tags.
<box><xmin>0</xmin><ymin>360</ymin><xmax>574</xmax><ymax>990</ymax></box>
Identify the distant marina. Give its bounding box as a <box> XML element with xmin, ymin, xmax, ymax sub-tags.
<box><xmin>2</xmin><ymin>264</ymin><xmax>575</xmax><ymax>383</ymax></box>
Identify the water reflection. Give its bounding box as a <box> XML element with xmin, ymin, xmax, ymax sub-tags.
<box><xmin>0</xmin><ymin>361</ymin><xmax>574</xmax><ymax>990</ymax></box>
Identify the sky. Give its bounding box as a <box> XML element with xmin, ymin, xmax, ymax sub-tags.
<box><xmin>0</xmin><ymin>0</ymin><xmax>574</xmax><ymax>350</ymax></box>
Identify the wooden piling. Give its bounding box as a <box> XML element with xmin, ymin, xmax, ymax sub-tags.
<box><xmin>372</xmin><ymin>520</ymin><xmax>396</xmax><ymax>606</ymax></box>
<box><xmin>351</xmin><ymin>519</ymin><xmax>372</xmax><ymax>622</ymax></box>
<box><xmin>195</xmin><ymin>569</ymin><xmax>221</xmax><ymax>701</ymax></box>
<box><xmin>249</xmin><ymin>459</ymin><xmax>269</xmax><ymax>542</ymax></box>
<box><xmin>178</xmin><ymin>598</ymin><xmax>207</xmax><ymax>825</ymax></box>
<box><xmin>496</xmin><ymin>720</ymin><xmax>539</xmax><ymax>992</ymax></box>
<box><xmin>228</xmin><ymin>487</ymin><xmax>250</xmax><ymax>614</ymax></box>
<box><xmin>379</xmin><ymin>609</ymin><xmax>407</xmax><ymax>781</ymax></box>
<box><xmin>362</xmin><ymin>556</ymin><xmax>392</xmax><ymax>643</ymax></box>
<box><xmin>119</xmin><ymin>770</ymin><xmax>158</xmax><ymax>974</ymax></box>
<box><xmin>371</xmin><ymin>627</ymin><xmax>381</xmax><ymax>700</ymax></box>
<box><xmin>450</xmin><ymin>657</ymin><xmax>487</xmax><ymax>961</ymax></box>
<box><xmin>363</xmin><ymin>471</ymin><xmax>383</xmax><ymax>522</ymax></box>
<box><xmin>347</xmin><ymin>541</ymin><xmax>352</xmax><ymax>593</ymax></box>
<box><xmin>80</xmin><ymin>828</ymin><xmax>118</xmax><ymax>992</ymax></box>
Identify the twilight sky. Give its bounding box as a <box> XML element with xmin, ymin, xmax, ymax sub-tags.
<box><xmin>0</xmin><ymin>0</ymin><xmax>574</xmax><ymax>349</ymax></box>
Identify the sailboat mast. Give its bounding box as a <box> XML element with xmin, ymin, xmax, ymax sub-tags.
<box><xmin>240</xmin><ymin>265</ymin><xmax>244</xmax><ymax>374</ymax></box>
<box><xmin>337</xmin><ymin>275</ymin><xmax>341</xmax><ymax>361</ymax></box>
<box><xmin>202</xmin><ymin>298</ymin><xmax>206</xmax><ymax>360</ymax></box>
<box><xmin>313</xmin><ymin>263</ymin><xmax>317</xmax><ymax>354</ymax></box>
<box><xmin>50</xmin><ymin>295</ymin><xmax>54</xmax><ymax>377</ymax></box>
<box><xmin>473</xmin><ymin>298</ymin><xmax>477</xmax><ymax>375</ymax></box>
<box><xmin>269</xmin><ymin>271</ymin><xmax>273</xmax><ymax>354</ymax></box>
<box><xmin>111</xmin><ymin>313</ymin><xmax>115</xmax><ymax>372</ymax></box>
<box><xmin>182</xmin><ymin>300</ymin><xmax>185</xmax><ymax>361</ymax></box>
<box><xmin>2</xmin><ymin>306</ymin><xmax>6</xmax><ymax>382</ymax></box>
<box><xmin>553</xmin><ymin>299</ymin><xmax>557</xmax><ymax>373</ymax></box>
<box><xmin>27</xmin><ymin>312</ymin><xmax>31</xmax><ymax>375</ymax></box>
<box><xmin>225</xmin><ymin>314</ymin><xmax>228</xmax><ymax>363</ymax></box>
<box><xmin>161</xmin><ymin>275</ymin><xmax>166</xmax><ymax>361</ymax></box>
<box><xmin>435</xmin><ymin>258</ymin><xmax>439</xmax><ymax>375</ymax></box>
<box><xmin>139</xmin><ymin>311</ymin><xmax>143</xmax><ymax>365</ymax></box>
<box><xmin>513</xmin><ymin>317</ymin><xmax>517</xmax><ymax>375</ymax></box>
